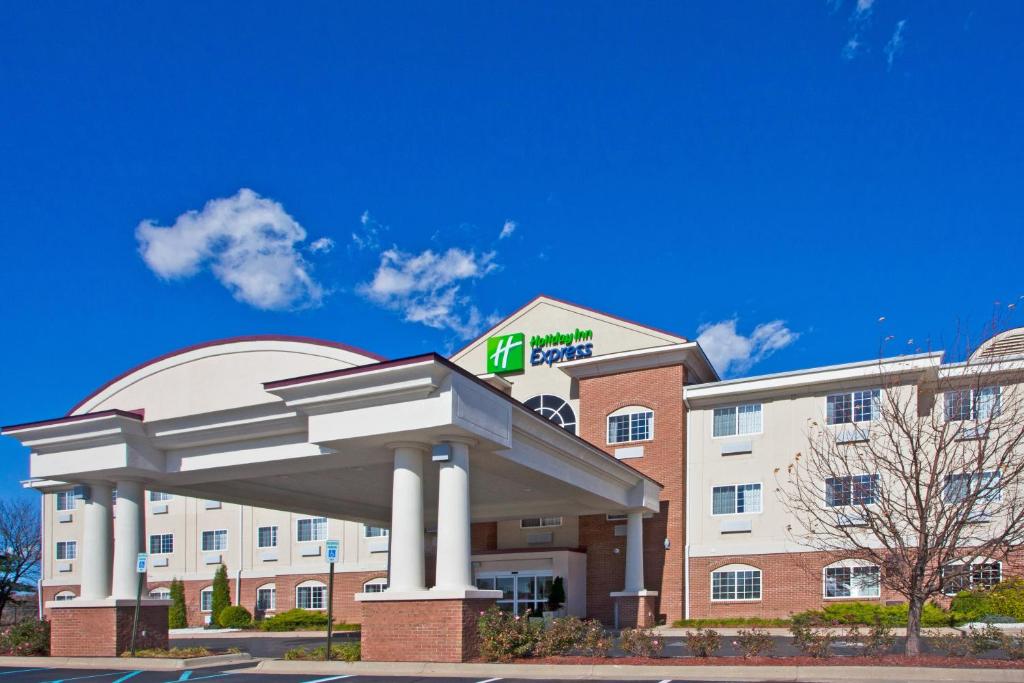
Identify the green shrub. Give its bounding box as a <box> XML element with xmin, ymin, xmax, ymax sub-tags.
<box><xmin>283</xmin><ymin>643</ymin><xmax>360</xmax><ymax>661</ymax></box>
<box><xmin>122</xmin><ymin>646</ymin><xmax>211</xmax><ymax>658</ymax></box>
<box><xmin>477</xmin><ymin>606</ymin><xmax>541</xmax><ymax>662</ymax></box>
<box><xmin>684</xmin><ymin>627</ymin><xmax>721</xmax><ymax>657</ymax></box>
<box><xmin>168</xmin><ymin>579</ymin><xmax>188</xmax><ymax>629</ymax></box>
<box><xmin>210</xmin><ymin>564</ymin><xmax>231</xmax><ymax>627</ymax></box>
<box><xmin>951</xmin><ymin>577</ymin><xmax>1024</xmax><ymax>622</ymax></box>
<box><xmin>734</xmin><ymin>628</ymin><xmax>774</xmax><ymax>658</ymax></box>
<box><xmin>577</xmin><ymin>619</ymin><xmax>612</xmax><ymax>657</ymax></box>
<box><xmin>534</xmin><ymin>616</ymin><xmax>586</xmax><ymax>657</ymax></box>
<box><xmin>0</xmin><ymin>618</ymin><xmax>49</xmax><ymax>656</ymax></box>
<box><xmin>218</xmin><ymin>605</ymin><xmax>252</xmax><ymax>629</ymax></box>
<box><xmin>673</xmin><ymin>616</ymin><xmax>790</xmax><ymax>628</ymax></box>
<box><xmin>791</xmin><ymin>601</ymin><xmax>957</xmax><ymax>627</ymax></box>
<box><xmin>967</xmin><ymin>624</ymin><xmax>1004</xmax><ymax>655</ymax></box>
<box><xmin>619</xmin><ymin>627</ymin><xmax>663</xmax><ymax>658</ymax></box>
<box><xmin>547</xmin><ymin>577</ymin><xmax>566</xmax><ymax>611</ymax></box>
<box><xmin>258</xmin><ymin>608</ymin><xmax>330</xmax><ymax>632</ymax></box>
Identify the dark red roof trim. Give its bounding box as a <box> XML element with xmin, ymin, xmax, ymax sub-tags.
<box><xmin>66</xmin><ymin>335</ymin><xmax>386</xmax><ymax>417</ymax></box>
<box><xmin>3</xmin><ymin>409</ymin><xmax>144</xmax><ymax>434</ymax></box>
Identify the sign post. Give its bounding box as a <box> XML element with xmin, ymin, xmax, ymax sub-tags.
<box><xmin>130</xmin><ymin>552</ymin><xmax>147</xmax><ymax>656</ymax></box>
<box><xmin>324</xmin><ymin>540</ymin><xmax>340</xmax><ymax>661</ymax></box>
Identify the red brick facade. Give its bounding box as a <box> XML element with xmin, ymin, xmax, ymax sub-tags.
<box><xmin>360</xmin><ymin>597</ymin><xmax>495</xmax><ymax>662</ymax></box>
<box><xmin>577</xmin><ymin>364</ymin><xmax>687</xmax><ymax>625</ymax></box>
<box><xmin>49</xmin><ymin>603</ymin><xmax>168</xmax><ymax>657</ymax></box>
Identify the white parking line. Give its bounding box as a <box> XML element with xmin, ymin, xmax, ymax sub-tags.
<box><xmin>476</xmin><ymin>678</ymin><xmax>503</xmax><ymax>683</ymax></box>
<box><xmin>657</xmin><ymin>679</ymin><xmax>673</xmax><ymax>683</ymax></box>
<box><xmin>45</xmin><ymin>673</ymin><xmax>120</xmax><ymax>683</ymax></box>
<box><xmin>299</xmin><ymin>676</ymin><xmax>355</xmax><ymax>683</ymax></box>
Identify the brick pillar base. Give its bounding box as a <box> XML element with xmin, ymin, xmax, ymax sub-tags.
<box><xmin>360</xmin><ymin>597</ymin><xmax>496</xmax><ymax>662</ymax></box>
<box><xmin>613</xmin><ymin>592</ymin><xmax>658</xmax><ymax>628</ymax></box>
<box><xmin>49</xmin><ymin>599</ymin><xmax>170</xmax><ymax>657</ymax></box>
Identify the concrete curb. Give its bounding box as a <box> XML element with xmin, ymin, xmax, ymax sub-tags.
<box><xmin>253</xmin><ymin>659</ymin><xmax>1024</xmax><ymax>682</ymax></box>
<box><xmin>170</xmin><ymin>629</ymin><xmax>360</xmax><ymax>639</ymax></box>
<box><xmin>0</xmin><ymin>653</ymin><xmax>253</xmax><ymax>670</ymax></box>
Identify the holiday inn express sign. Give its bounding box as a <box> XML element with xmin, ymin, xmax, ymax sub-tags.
<box><xmin>487</xmin><ymin>329</ymin><xmax>594</xmax><ymax>374</ymax></box>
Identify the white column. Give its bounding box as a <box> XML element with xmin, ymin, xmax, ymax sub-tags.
<box><xmin>433</xmin><ymin>441</ymin><xmax>474</xmax><ymax>591</ymax></box>
<box><xmin>623</xmin><ymin>511</ymin><xmax>645</xmax><ymax>593</ymax></box>
<box><xmin>388</xmin><ymin>444</ymin><xmax>426</xmax><ymax>592</ymax></box>
<box><xmin>79</xmin><ymin>482</ymin><xmax>113</xmax><ymax>600</ymax></box>
<box><xmin>112</xmin><ymin>480</ymin><xmax>144</xmax><ymax>599</ymax></box>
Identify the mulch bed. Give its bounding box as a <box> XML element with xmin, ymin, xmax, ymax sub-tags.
<box><xmin>517</xmin><ymin>655</ymin><xmax>1024</xmax><ymax>668</ymax></box>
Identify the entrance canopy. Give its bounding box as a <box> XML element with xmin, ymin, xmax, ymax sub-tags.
<box><xmin>4</xmin><ymin>338</ymin><xmax>662</xmax><ymax>527</ymax></box>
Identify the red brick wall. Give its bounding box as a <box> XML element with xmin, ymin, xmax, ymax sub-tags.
<box><xmin>50</xmin><ymin>604</ymin><xmax>168</xmax><ymax>656</ymax></box>
<box><xmin>40</xmin><ymin>584</ymin><xmax>78</xmax><ymax>618</ymax></box>
<box><xmin>577</xmin><ymin>364</ymin><xmax>687</xmax><ymax>624</ymax></box>
<box><xmin>360</xmin><ymin>598</ymin><xmax>495</xmax><ymax>662</ymax></box>
<box><xmin>471</xmin><ymin>522</ymin><xmax>497</xmax><ymax>552</ymax></box>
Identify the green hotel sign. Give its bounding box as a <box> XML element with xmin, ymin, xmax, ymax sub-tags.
<box><xmin>487</xmin><ymin>328</ymin><xmax>594</xmax><ymax>375</ymax></box>
<box><xmin>487</xmin><ymin>333</ymin><xmax>525</xmax><ymax>374</ymax></box>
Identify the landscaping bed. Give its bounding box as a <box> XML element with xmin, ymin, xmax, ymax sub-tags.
<box><xmin>516</xmin><ymin>654</ymin><xmax>1024</xmax><ymax>668</ymax></box>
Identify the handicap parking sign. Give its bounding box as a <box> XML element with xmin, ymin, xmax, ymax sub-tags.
<box><xmin>325</xmin><ymin>540</ymin><xmax>340</xmax><ymax>564</ymax></box>
<box><xmin>136</xmin><ymin>553</ymin><xmax>148</xmax><ymax>573</ymax></box>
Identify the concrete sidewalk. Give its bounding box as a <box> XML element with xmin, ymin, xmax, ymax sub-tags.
<box><xmin>254</xmin><ymin>659</ymin><xmax>1024</xmax><ymax>682</ymax></box>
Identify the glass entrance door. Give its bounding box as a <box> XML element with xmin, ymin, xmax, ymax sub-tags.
<box><xmin>476</xmin><ymin>573</ymin><xmax>554</xmax><ymax>615</ymax></box>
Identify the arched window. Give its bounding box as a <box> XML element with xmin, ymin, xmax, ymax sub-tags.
<box><xmin>296</xmin><ymin>580</ymin><xmax>326</xmax><ymax>610</ymax></box>
<box><xmin>363</xmin><ymin>578</ymin><xmax>388</xmax><ymax>593</ymax></box>
<box><xmin>607</xmin><ymin>406</ymin><xmax>654</xmax><ymax>444</ymax></box>
<box><xmin>54</xmin><ymin>591</ymin><xmax>76</xmax><ymax>602</ymax></box>
<box><xmin>823</xmin><ymin>560</ymin><xmax>880</xmax><ymax>599</ymax></box>
<box><xmin>149</xmin><ymin>587</ymin><xmax>171</xmax><ymax>600</ymax></box>
<box><xmin>256</xmin><ymin>583</ymin><xmax>276</xmax><ymax>612</ymax></box>
<box><xmin>199</xmin><ymin>586</ymin><xmax>213</xmax><ymax>612</ymax></box>
<box><xmin>524</xmin><ymin>395</ymin><xmax>576</xmax><ymax>434</ymax></box>
<box><xmin>711</xmin><ymin>563</ymin><xmax>761</xmax><ymax>601</ymax></box>
<box><xmin>941</xmin><ymin>559</ymin><xmax>1001</xmax><ymax>595</ymax></box>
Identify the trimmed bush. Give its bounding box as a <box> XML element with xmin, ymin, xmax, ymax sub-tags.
<box><xmin>121</xmin><ymin>646</ymin><xmax>211</xmax><ymax>658</ymax></box>
<box><xmin>673</xmin><ymin>616</ymin><xmax>790</xmax><ymax>628</ymax></box>
<box><xmin>619</xmin><ymin>627</ymin><xmax>663</xmax><ymax>658</ymax></box>
<box><xmin>258</xmin><ymin>608</ymin><xmax>330</xmax><ymax>631</ymax></box>
<box><xmin>168</xmin><ymin>579</ymin><xmax>188</xmax><ymax>629</ymax></box>
<box><xmin>535</xmin><ymin>616</ymin><xmax>586</xmax><ymax>657</ymax></box>
<box><xmin>734</xmin><ymin>628</ymin><xmax>774</xmax><ymax>658</ymax></box>
<box><xmin>547</xmin><ymin>577</ymin><xmax>566</xmax><ymax>611</ymax></box>
<box><xmin>218</xmin><ymin>605</ymin><xmax>252</xmax><ymax>629</ymax></box>
<box><xmin>477</xmin><ymin>606</ymin><xmax>541</xmax><ymax>662</ymax></box>
<box><xmin>0</xmin><ymin>618</ymin><xmax>49</xmax><ymax>656</ymax></box>
<box><xmin>684</xmin><ymin>627</ymin><xmax>721</xmax><ymax>657</ymax></box>
<box><xmin>791</xmin><ymin>601</ymin><xmax>958</xmax><ymax>627</ymax></box>
<box><xmin>283</xmin><ymin>643</ymin><xmax>360</xmax><ymax>661</ymax></box>
<box><xmin>210</xmin><ymin>564</ymin><xmax>231</xmax><ymax>627</ymax></box>
<box><xmin>951</xmin><ymin>577</ymin><xmax>1024</xmax><ymax>623</ymax></box>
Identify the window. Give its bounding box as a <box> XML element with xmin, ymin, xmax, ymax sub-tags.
<box><xmin>201</xmin><ymin>529</ymin><xmax>228</xmax><ymax>552</ymax></box>
<box><xmin>149</xmin><ymin>491</ymin><xmax>172</xmax><ymax>502</ymax></box>
<box><xmin>945</xmin><ymin>387</ymin><xmax>1001</xmax><ymax>422</ymax></box>
<box><xmin>364</xmin><ymin>526</ymin><xmax>388</xmax><ymax>538</ymax></box>
<box><xmin>257</xmin><ymin>526</ymin><xmax>278</xmax><ymax>548</ymax></box>
<box><xmin>713</xmin><ymin>404</ymin><xmax>763</xmax><ymax>438</ymax></box>
<box><xmin>520</xmin><ymin>517</ymin><xmax>562</xmax><ymax>528</ymax></box>
<box><xmin>827</xmin><ymin>389</ymin><xmax>880</xmax><ymax>425</ymax></box>
<box><xmin>54</xmin><ymin>591</ymin><xmax>76</xmax><ymax>601</ymax></box>
<box><xmin>200</xmin><ymin>587</ymin><xmax>213</xmax><ymax>612</ymax></box>
<box><xmin>475</xmin><ymin>573</ymin><xmax>553</xmax><ymax>615</ymax></box>
<box><xmin>149</xmin><ymin>588</ymin><xmax>171</xmax><ymax>599</ymax></box>
<box><xmin>607</xmin><ymin>407</ymin><xmax>653</xmax><ymax>444</ymax></box>
<box><xmin>56</xmin><ymin>487</ymin><xmax>84</xmax><ymax>511</ymax></box>
<box><xmin>149</xmin><ymin>533</ymin><xmax>174</xmax><ymax>554</ymax></box>
<box><xmin>942</xmin><ymin>562</ymin><xmax>1001</xmax><ymax>595</ymax></box>
<box><xmin>256</xmin><ymin>585</ymin><xmax>276</xmax><ymax>612</ymax></box>
<box><xmin>711</xmin><ymin>483</ymin><xmax>763</xmax><ymax>515</ymax></box>
<box><xmin>606</xmin><ymin>513</ymin><xmax>628</xmax><ymax>521</ymax></box>
<box><xmin>711</xmin><ymin>567</ymin><xmax>762</xmax><ymax>601</ymax></box>
<box><xmin>944</xmin><ymin>471</ymin><xmax>1001</xmax><ymax>504</ymax></box>
<box><xmin>824</xmin><ymin>564</ymin><xmax>880</xmax><ymax>598</ymax></box>
<box><xmin>363</xmin><ymin>578</ymin><xmax>388</xmax><ymax>593</ymax></box>
<box><xmin>825</xmin><ymin>475</ymin><xmax>879</xmax><ymax>507</ymax></box>
<box><xmin>296</xmin><ymin>583</ymin><xmax>326</xmax><ymax>610</ymax></box>
<box><xmin>296</xmin><ymin>517</ymin><xmax>327</xmax><ymax>543</ymax></box>
<box><xmin>524</xmin><ymin>395</ymin><xmax>577</xmax><ymax>434</ymax></box>
<box><xmin>55</xmin><ymin>541</ymin><xmax>77</xmax><ymax>560</ymax></box>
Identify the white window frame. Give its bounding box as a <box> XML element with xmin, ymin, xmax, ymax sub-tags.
<box><xmin>256</xmin><ymin>584</ymin><xmax>276</xmax><ymax>611</ymax></box>
<box><xmin>941</xmin><ymin>560</ymin><xmax>1002</xmax><ymax>596</ymax></box>
<box><xmin>824</xmin><ymin>474</ymin><xmax>879</xmax><ymax>508</ymax></box>
<box><xmin>296</xmin><ymin>581</ymin><xmax>326</xmax><ymax>610</ymax></box>
<box><xmin>56</xmin><ymin>487</ymin><xmax>84</xmax><ymax>512</ymax></box>
<box><xmin>944</xmin><ymin>386</ymin><xmax>1002</xmax><ymax>422</ymax></box>
<box><xmin>823</xmin><ymin>562</ymin><xmax>881</xmax><ymax>599</ymax></box>
<box><xmin>710</xmin><ymin>565</ymin><xmax>762</xmax><ymax>602</ymax></box>
<box><xmin>944</xmin><ymin>470</ymin><xmax>1001</xmax><ymax>505</ymax></box>
<box><xmin>55</xmin><ymin>540</ymin><xmax>77</xmax><ymax>561</ymax></box>
<box><xmin>826</xmin><ymin>388</ymin><xmax>880</xmax><ymax>426</ymax></box>
<box><xmin>710</xmin><ymin>483</ymin><xmax>763</xmax><ymax>516</ymax></box>
<box><xmin>296</xmin><ymin>517</ymin><xmax>327</xmax><ymax>543</ymax></box>
<box><xmin>364</xmin><ymin>526</ymin><xmax>388</xmax><ymax>538</ymax></box>
<box><xmin>520</xmin><ymin>517</ymin><xmax>562</xmax><ymax>529</ymax></box>
<box><xmin>607</xmin><ymin>406</ymin><xmax>654</xmax><ymax>445</ymax></box>
<box><xmin>54</xmin><ymin>591</ymin><xmax>76</xmax><ymax>601</ymax></box>
<box><xmin>256</xmin><ymin>525</ymin><xmax>278</xmax><ymax>549</ymax></box>
<box><xmin>149</xmin><ymin>588</ymin><xmax>171</xmax><ymax>599</ymax></box>
<box><xmin>200</xmin><ymin>586</ymin><xmax>213</xmax><ymax>612</ymax></box>
<box><xmin>201</xmin><ymin>529</ymin><xmax>228</xmax><ymax>552</ymax></box>
<box><xmin>712</xmin><ymin>404</ymin><xmax>763</xmax><ymax>439</ymax></box>
<box><xmin>363</xmin><ymin>578</ymin><xmax>389</xmax><ymax>593</ymax></box>
<box><xmin>149</xmin><ymin>491</ymin><xmax>172</xmax><ymax>502</ymax></box>
<box><xmin>149</xmin><ymin>533</ymin><xmax>174</xmax><ymax>555</ymax></box>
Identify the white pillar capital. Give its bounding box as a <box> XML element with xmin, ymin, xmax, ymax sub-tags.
<box><xmin>80</xmin><ymin>482</ymin><xmax>113</xmax><ymax>600</ymax></box>
<box><xmin>433</xmin><ymin>441</ymin><xmax>474</xmax><ymax>592</ymax></box>
<box><xmin>387</xmin><ymin>445</ymin><xmax>426</xmax><ymax>593</ymax></box>
<box><xmin>112</xmin><ymin>480</ymin><xmax>144</xmax><ymax>600</ymax></box>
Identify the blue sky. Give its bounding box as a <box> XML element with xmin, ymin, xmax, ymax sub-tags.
<box><xmin>1</xmin><ymin>2</ymin><xmax>1022</xmax><ymax>499</ymax></box>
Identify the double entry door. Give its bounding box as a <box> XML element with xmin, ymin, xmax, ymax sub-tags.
<box><xmin>475</xmin><ymin>571</ymin><xmax>554</xmax><ymax>616</ymax></box>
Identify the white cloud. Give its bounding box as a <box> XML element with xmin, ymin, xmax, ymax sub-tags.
<box><xmin>499</xmin><ymin>220</ymin><xmax>517</xmax><ymax>240</ymax></box>
<box><xmin>352</xmin><ymin>210</ymin><xmax>384</xmax><ymax>251</ymax></box>
<box><xmin>696</xmin><ymin>319</ymin><xmax>799</xmax><ymax>376</ymax></box>
<box><xmin>308</xmin><ymin>237</ymin><xmax>335</xmax><ymax>254</ymax></box>
<box><xmin>842</xmin><ymin>0</ymin><xmax>875</xmax><ymax>61</ymax></box>
<box><xmin>359</xmin><ymin>247</ymin><xmax>498</xmax><ymax>338</ymax></box>
<box><xmin>135</xmin><ymin>188</ymin><xmax>323</xmax><ymax>311</ymax></box>
<box><xmin>884</xmin><ymin>19</ymin><xmax>907</xmax><ymax>70</ymax></box>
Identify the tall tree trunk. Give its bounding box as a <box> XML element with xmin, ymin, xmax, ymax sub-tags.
<box><xmin>905</xmin><ymin>595</ymin><xmax>924</xmax><ymax>656</ymax></box>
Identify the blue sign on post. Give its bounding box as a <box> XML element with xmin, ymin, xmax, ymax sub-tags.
<box><xmin>325</xmin><ymin>540</ymin><xmax>340</xmax><ymax>564</ymax></box>
<box><xmin>136</xmin><ymin>553</ymin><xmax>148</xmax><ymax>573</ymax></box>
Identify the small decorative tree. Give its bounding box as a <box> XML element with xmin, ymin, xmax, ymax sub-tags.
<box><xmin>168</xmin><ymin>578</ymin><xmax>188</xmax><ymax>629</ymax></box>
<box><xmin>547</xmin><ymin>576</ymin><xmax>566</xmax><ymax>612</ymax></box>
<box><xmin>210</xmin><ymin>564</ymin><xmax>231</xmax><ymax>627</ymax></box>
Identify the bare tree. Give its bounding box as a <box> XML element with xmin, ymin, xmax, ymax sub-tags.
<box><xmin>0</xmin><ymin>499</ymin><xmax>41</xmax><ymax>622</ymax></box>
<box><xmin>778</xmin><ymin>327</ymin><xmax>1024</xmax><ymax>655</ymax></box>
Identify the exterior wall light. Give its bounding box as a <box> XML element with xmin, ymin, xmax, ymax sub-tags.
<box><xmin>664</xmin><ymin>538</ymin><xmax>671</xmax><ymax>550</ymax></box>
